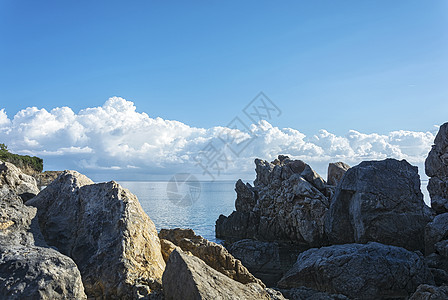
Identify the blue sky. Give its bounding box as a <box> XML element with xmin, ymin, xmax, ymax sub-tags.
<box><xmin>1</xmin><ymin>0</ymin><xmax>447</xmax><ymax>136</ymax></box>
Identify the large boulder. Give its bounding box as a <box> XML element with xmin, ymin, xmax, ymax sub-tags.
<box><xmin>216</xmin><ymin>155</ymin><xmax>330</xmax><ymax>247</ymax></box>
<box><xmin>162</xmin><ymin>249</ymin><xmax>270</xmax><ymax>300</ymax></box>
<box><xmin>327</xmin><ymin>162</ymin><xmax>350</xmax><ymax>186</ymax></box>
<box><xmin>325</xmin><ymin>159</ymin><xmax>431</xmax><ymax>252</ymax></box>
<box><xmin>425</xmin><ymin>212</ymin><xmax>448</xmax><ymax>255</ymax></box>
<box><xmin>0</xmin><ymin>161</ymin><xmax>39</xmax><ymax>202</ymax></box>
<box><xmin>279</xmin><ymin>287</ymin><xmax>349</xmax><ymax>300</ymax></box>
<box><xmin>0</xmin><ymin>165</ymin><xmax>86</xmax><ymax>299</ymax></box>
<box><xmin>159</xmin><ymin>228</ymin><xmax>264</xmax><ymax>287</ymax></box>
<box><xmin>27</xmin><ymin>170</ymin><xmax>166</xmax><ymax>299</ymax></box>
<box><xmin>278</xmin><ymin>242</ymin><xmax>434</xmax><ymax>300</ymax></box>
<box><xmin>426</xmin><ymin>122</ymin><xmax>448</xmax><ymax>214</ymax></box>
<box><xmin>228</xmin><ymin>239</ymin><xmax>300</xmax><ymax>287</ymax></box>
<box><xmin>409</xmin><ymin>284</ymin><xmax>448</xmax><ymax>300</ymax></box>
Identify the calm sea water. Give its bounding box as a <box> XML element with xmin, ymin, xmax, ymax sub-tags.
<box><xmin>119</xmin><ymin>180</ymin><xmax>431</xmax><ymax>243</ymax></box>
<box><xmin>118</xmin><ymin>180</ymin><xmax>237</xmax><ymax>243</ymax></box>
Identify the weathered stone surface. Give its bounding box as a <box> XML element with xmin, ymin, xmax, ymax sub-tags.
<box><xmin>228</xmin><ymin>239</ymin><xmax>300</xmax><ymax>287</ymax></box>
<box><xmin>425</xmin><ymin>212</ymin><xmax>448</xmax><ymax>255</ymax></box>
<box><xmin>27</xmin><ymin>170</ymin><xmax>165</xmax><ymax>299</ymax></box>
<box><xmin>325</xmin><ymin>159</ymin><xmax>431</xmax><ymax>252</ymax></box>
<box><xmin>327</xmin><ymin>162</ymin><xmax>350</xmax><ymax>186</ymax></box>
<box><xmin>162</xmin><ymin>249</ymin><xmax>270</xmax><ymax>300</ymax></box>
<box><xmin>0</xmin><ymin>244</ymin><xmax>87</xmax><ymax>300</ymax></box>
<box><xmin>33</xmin><ymin>170</ymin><xmax>63</xmax><ymax>188</ymax></box>
<box><xmin>279</xmin><ymin>287</ymin><xmax>349</xmax><ymax>300</ymax></box>
<box><xmin>160</xmin><ymin>238</ymin><xmax>178</xmax><ymax>263</ymax></box>
<box><xmin>409</xmin><ymin>284</ymin><xmax>448</xmax><ymax>300</ymax></box>
<box><xmin>216</xmin><ymin>155</ymin><xmax>330</xmax><ymax>247</ymax></box>
<box><xmin>159</xmin><ymin>228</ymin><xmax>264</xmax><ymax>287</ymax></box>
<box><xmin>426</xmin><ymin>122</ymin><xmax>448</xmax><ymax>214</ymax></box>
<box><xmin>0</xmin><ymin>161</ymin><xmax>39</xmax><ymax>202</ymax></box>
<box><xmin>1</xmin><ymin>165</ymin><xmax>86</xmax><ymax>299</ymax></box>
<box><xmin>278</xmin><ymin>242</ymin><xmax>433</xmax><ymax>300</ymax></box>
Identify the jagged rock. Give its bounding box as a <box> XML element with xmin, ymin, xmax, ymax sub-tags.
<box><xmin>425</xmin><ymin>213</ymin><xmax>448</xmax><ymax>255</ymax></box>
<box><xmin>216</xmin><ymin>156</ymin><xmax>330</xmax><ymax>247</ymax></box>
<box><xmin>162</xmin><ymin>249</ymin><xmax>270</xmax><ymax>300</ymax></box>
<box><xmin>266</xmin><ymin>288</ymin><xmax>288</xmax><ymax>300</ymax></box>
<box><xmin>0</xmin><ymin>161</ymin><xmax>39</xmax><ymax>202</ymax></box>
<box><xmin>228</xmin><ymin>239</ymin><xmax>300</xmax><ymax>287</ymax></box>
<box><xmin>1</xmin><ymin>165</ymin><xmax>86</xmax><ymax>299</ymax></box>
<box><xmin>426</xmin><ymin>122</ymin><xmax>448</xmax><ymax>214</ymax></box>
<box><xmin>279</xmin><ymin>287</ymin><xmax>349</xmax><ymax>300</ymax></box>
<box><xmin>278</xmin><ymin>242</ymin><xmax>433</xmax><ymax>300</ymax></box>
<box><xmin>33</xmin><ymin>170</ymin><xmax>63</xmax><ymax>188</ymax></box>
<box><xmin>409</xmin><ymin>284</ymin><xmax>448</xmax><ymax>300</ymax></box>
<box><xmin>160</xmin><ymin>238</ymin><xmax>178</xmax><ymax>262</ymax></box>
<box><xmin>27</xmin><ymin>170</ymin><xmax>165</xmax><ymax>299</ymax></box>
<box><xmin>327</xmin><ymin>162</ymin><xmax>350</xmax><ymax>186</ymax></box>
<box><xmin>325</xmin><ymin>159</ymin><xmax>431</xmax><ymax>252</ymax></box>
<box><xmin>159</xmin><ymin>228</ymin><xmax>264</xmax><ymax>287</ymax></box>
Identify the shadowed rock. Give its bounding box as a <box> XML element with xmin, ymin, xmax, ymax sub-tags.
<box><xmin>327</xmin><ymin>162</ymin><xmax>350</xmax><ymax>186</ymax></box>
<box><xmin>409</xmin><ymin>284</ymin><xmax>448</xmax><ymax>300</ymax></box>
<box><xmin>1</xmin><ymin>164</ymin><xmax>86</xmax><ymax>299</ymax></box>
<box><xmin>159</xmin><ymin>228</ymin><xmax>264</xmax><ymax>287</ymax></box>
<box><xmin>27</xmin><ymin>170</ymin><xmax>165</xmax><ymax>299</ymax></box>
<box><xmin>325</xmin><ymin>158</ymin><xmax>431</xmax><ymax>252</ymax></box>
<box><xmin>278</xmin><ymin>242</ymin><xmax>434</xmax><ymax>300</ymax></box>
<box><xmin>162</xmin><ymin>249</ymin><xmax>270</xmax><ymax>300</ymax></box>
<box><xmin>426</xmin><ymin>122</ymin><xmax>448</xmax><ymax>214</ymax></box>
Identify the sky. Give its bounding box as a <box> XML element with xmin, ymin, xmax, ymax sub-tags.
<box><xmin>0</xmin><ymin>1</ymin><xmax>447</xmax><ymax>181</ymax></box>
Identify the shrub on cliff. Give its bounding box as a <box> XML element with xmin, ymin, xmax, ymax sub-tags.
<box><xmin>0</xmin><ymin>144</ymin><xmax>43</xmax><ymax>173</ymax></box>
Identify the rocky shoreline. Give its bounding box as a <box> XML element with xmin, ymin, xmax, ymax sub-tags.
<box><xmin>1</xmin><ymin>122</ymin><xmax>448</xmax><ymax>299</ymax></box>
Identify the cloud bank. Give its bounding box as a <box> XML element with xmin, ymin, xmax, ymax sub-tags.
<box><xmin>0</xmin><ymin>97</ymin><xmax>436</xmax><ymax>181</ymax></box>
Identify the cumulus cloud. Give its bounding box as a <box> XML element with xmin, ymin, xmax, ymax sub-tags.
<box><xmin>0</xmin><ymin>97</ymin><xmax>436</xmax><ymax>181</ymax></box>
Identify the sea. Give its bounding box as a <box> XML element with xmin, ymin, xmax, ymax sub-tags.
<box><xmin>118</xmin><ymin>179</ymin><xmax>431</xmax><ymax>244</ymax></box>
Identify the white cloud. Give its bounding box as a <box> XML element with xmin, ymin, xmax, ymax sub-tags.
<box><xmin>0</xmin><ymin>97</ymin><xmax>436</xmax><ymax>181</ymax></box>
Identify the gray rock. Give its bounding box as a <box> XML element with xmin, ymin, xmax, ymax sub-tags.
<box><xmin>162</xmin><ymin>249</ymin><xmax>270</xmax><ymax>300</ymax></box>
<box><xmin>33</xmin><ymin>170</ymin><xmax>63</xmax><ymax>188</ymax></box>
<box><xmin>426</xmin><ymin>122</ymin><xmax>448</xmax><ymax>214</ymax></box>
<box><xmin>409</xmin><ymin>284</ymin><xmax>448</xmax><ymax>300</ymax></box>
<box><xmin>325</xmin><ymin>158</ymin><xmax>431</xmax><ymax>252</ymax></box>
<box><xmin>228</xmin><ymin>239</ymin><xmax>300</xmax><ymax>287</ymax></box>
<box><xmin>278</xmin><ymin>242</ymin><xmax>433</xmax><ymax>300</ymax></box>
<box><xmin>327</xmin><ymin>162</ymin><xmax>350</xmax><ymax>186</ymax></box>
<box><xmin>159</xmin><ymin>228</ymin><xmax>264</xmax><ymax>287</ymax></box>
<box><xmin>0</xmin><ymin>161</ymin><xmax>39</xmax><ymax>202</ymax></box>
<box><xmin>216</xmin><ymin>156</ymin><xmax>330</xmax><ymax>247</ymax></box>
<box><xmin>0</xmin><ymin>164</ymin><xmax>86</xmax><ymax>299</ymax></box>
<box><xmin>27</xmin><ymin>170</ymin><xmax>165</xmax><ymax>299</ymax></box>
<box><xmin>279</xmin><ymin>287</ymin><xmax>349</xmax><ymax>300</ymax></box>
<box><xmin>425</xmin><ymin>212</ymin><xmax>448</xmax><ymax>255</ymax></box>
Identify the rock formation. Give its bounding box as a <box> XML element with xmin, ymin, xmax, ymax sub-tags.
<box><xmin>0</xmin><ymin>162</ymin><xmax>86</xmax><ymax>299</ymax></box>
<box><xmin>228</xmin><ymin>239</ymin><xmax>300</xmax><ymax>287</ymax></box>
<box><xmin>278</xmin><ymin>287</ymin><xmax>349</xmax><ymax>300</ymax></box>
<box><xmin>327</xmin><ymin>162</ymin><xmax>350</xmax><ymax>186</ymax></box>
<box><xmin>426</xmin><ymin>122</ymin><xmax>448</xmax><ymax>214</ymax></box>
<box><xmin>27</xmin><ymin>170</ymin><xmax>165</xmax><ymax>299</ymax></box>
<box><xmin>162</xmin><ymin>249</ymin><xmax>270</xmax><ymax>300</ymax></box>
<box><xmin>278</xmin><ymin>242</ymin><xmax>434</xmax><ymax>300</ymax></box>
<box><xmin>409</xmin><ymin>284</ymin><xmax>448</xmax><ymax>299</ymax></box>
<box><xmin>216</xmin><ymin>155</ymin><xmax>331</xmax><ymax>247</ymax></box>
<box><xmin>33</xmin><ymin>170</ymin><xmax>63</xmax><ymax>188</ymax></box>
<box><xmin>325</xmin><ymin>159</ymin><xmax>431</xmax><ymax>252</ymax></box>
<box><xmin>159</xmin><ymin>228</ymin><xmax>264</xmax><ymax>287</ymax></box>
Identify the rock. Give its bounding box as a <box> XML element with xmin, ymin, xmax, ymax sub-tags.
<box><xmin>228</xmin><ymin>239</ymin><xmax>301</xmax><ymax>287</ymax></box>
<box><xmin>27</xmin><ymin>170</ymin><xmax>165</xmax><ymax>299</ymax></box>
<box><xmin>409</xmin><ymin>284</ymin><xmax>448</xmax><ymax>300</ymax></box>
<box><xmin>0</xmin><ymin>161</ymin><xmax>39</xmax><ymax>202</ymax></box>
<box><xmin>1</xmin><ymin>165</ymin><xmax>86</xmax><ymax>299</ymax></box>
<box><xmin>278</xmin><ymin>242</ymin><xmax>433</xmax><ymax>300</ymax></box>
<box><xmin>216</xmin><ymin>156</ymin><xmax>330</xmax><ymax>247</ymax></box>
<box><xmin>33</xmin><ymin>170</ymin><xmax>63</xmax><ymax>188</ymax></box>
<box><xmin>162</xmin><ymin>249</ymin><xmax>270</xmax><ymax>300</ymax></box>
<box><xmin>160</xmin><ymin>238</ymin><xmax>178</xmax><ymax>262</ymax></box>
<box><xmin>0</xmin><ymin>244</ymin><xmax>87</xmax><ymax>300</ymax></box>
<box><xmin>425</xmin><ymin>212</ymin><xmax>448</xmax><ymax>255</ymax></box>
<box><xmin>325</xmin><ymin>158</ymin><xmax>431</xmax><ymax>252</ymax></box>
<box><xmin>279</xmin><ymin>287</ymin><xmax>349</xmax><ymax>300</ymax></box>
<box><xmin>159</xmin><ymin>228</ymin><xmax>264</xmax><ymax>287</ymax></box>
<box><xmin>327</xmin><ymin>162</ymin><xmax>350</xmax><ymax>186</ymax></box>
<box><xmin>266</xmin><ymin>288</ymin><xmax>288</xmax><ymax>300</ymax></box>
<box><xmin>426</xmin><ymin>122</ymin><xmax>448</xmax><ymax>214</ymax></box>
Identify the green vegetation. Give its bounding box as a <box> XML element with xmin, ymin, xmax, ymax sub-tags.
<box><xmin>0</xmin><ymin>143</ymin><xmax>43</xmax><ymax>173</ymax></box>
